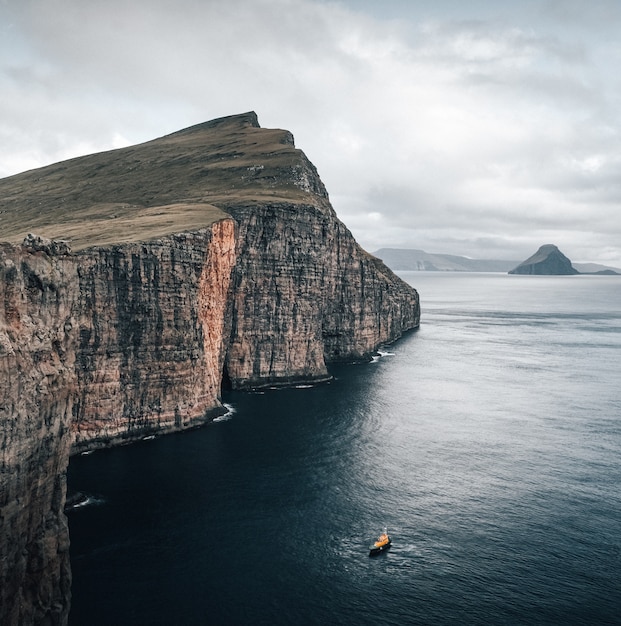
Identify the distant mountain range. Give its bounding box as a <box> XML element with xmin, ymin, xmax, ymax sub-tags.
<box><xmin>374</xmin><ymin>248</ymin><xmax>621</xmax><ymax>275</ymax></box>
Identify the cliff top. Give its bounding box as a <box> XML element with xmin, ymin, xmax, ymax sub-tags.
<box><xmin>0</xmin><ymin>112</ymin><xmax>325</xmax><ymax>250</ymax></box>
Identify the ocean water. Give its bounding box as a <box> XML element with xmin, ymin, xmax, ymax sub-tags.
<box><xmin>67</xmin><ymin>272</ymin><xmax>621</xmax><ymax>625</ymax></box>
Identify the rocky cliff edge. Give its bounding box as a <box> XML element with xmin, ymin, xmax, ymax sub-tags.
<box><xmin>0</xmin><ymin>113</ymin><xmax>419</xmax><ymax>624</ymax></box>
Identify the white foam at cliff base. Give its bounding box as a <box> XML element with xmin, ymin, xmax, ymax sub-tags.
<box><xmin>214</xmin><ymin>404</ymin><xmax>236</xmax><ymax>422</ymax></box>
<box><xmin>67</xmin><ymin>495</ymin><xmax>105</xmax><ymax>511</ymax></box>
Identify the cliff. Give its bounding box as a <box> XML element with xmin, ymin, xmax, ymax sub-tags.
<box><xmin>1</xmin><ymin>110</ymin><xmax>419</xmax><ymax>397</ymax></box>
<box><xmin>72</xmin><ymin>221</ymin><xmax>237</xmax><ymax>451</ymax></box>
<box><xmin>0</xmin><ymin>239</ymin><xmax>75</xmax><ymax>625</ymax></box>
<box><xmin>225</xmin><ymin>202</ymin><xmax>418</xmax><ymax>388</ymax></box>
<box><xmin>509</xmin><ymin>244</ymin><xmax>579</xmax><ymax>275</ymax></box>
<box><xmin>0</xmin><ymin>112</ymin><xmax>419</xmax><ymax>623</ymax></box>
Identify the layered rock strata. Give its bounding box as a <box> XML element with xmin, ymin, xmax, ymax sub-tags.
<box><xmin>0</xmin><ymin>240</ymin><xmax>75</xmax><ymax>625</ymax></box>
<box><xmin>0</xmin><ymin>113</ymin><xmax>420</xmax><ymax>624</ymax></box>
<box><xmin>1</xmin><ymin>223</ymin><xmax>237</xmax><ymax>623</ymax></box>
<box><xmin>72</xmin><ymin>220</ymin><xmax>236</xmax><ymax>452</ymax></box>
<box><xmin>224</xmin><ymin>202</ymin><xmax>419</xmax><ymax>388</ymax></box>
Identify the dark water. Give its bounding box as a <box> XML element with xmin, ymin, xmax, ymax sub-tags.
<box><xmin>67</xmin><ymin>273</ymin><xmax>621</xmax><ymax>625</ymax></box>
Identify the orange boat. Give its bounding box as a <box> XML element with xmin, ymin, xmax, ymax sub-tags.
<box><xmin>369</xmin><ymin>529</ymin><xmax>391</xmax><ymax>556</ymax></box>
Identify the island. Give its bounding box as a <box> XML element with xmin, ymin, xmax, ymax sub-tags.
<box><xmin>509</xmin><ymin>244</ymin><xmax>579</xmax><ymax>275</ymax></box>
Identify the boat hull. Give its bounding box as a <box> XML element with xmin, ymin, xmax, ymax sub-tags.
<box><xmin>369</xmin><ymin>541</ymin><xmax>391</xmax><ymax>556</ymax></box>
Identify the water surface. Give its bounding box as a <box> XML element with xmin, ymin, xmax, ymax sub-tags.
<box><xmin>68</xmin><ymin>273</ymin><xmax>621</xmax><ymax>624</ymax></box>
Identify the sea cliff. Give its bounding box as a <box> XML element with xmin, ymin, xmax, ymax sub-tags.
<box><xmin>0</xmin><ymin>112</ymin><xmax>419</xmax><ymax>624</ymax></box>
<box><xmin>1</xmin><ymin>239</ymin><xmax>75</xmax><ymax>625</ymax></box>
<box><xmin>71</xmin><ymin>221</ymin><xmax>237</xmax><ymax>451</ymax></box>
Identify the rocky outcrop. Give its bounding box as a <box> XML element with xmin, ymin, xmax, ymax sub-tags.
<box><xmin>72</xmin><ymin>220</ymin><xmax>237</xmax><ymax>451</ymax></box>
<box><xmin>1</xmin><ymin>223</ymin><xmax>238</xmax><ymax>623</ymax></box>
<box><xmin>1</xmin><ymin>240</ymin><xmax>75</xmax><ymax>625</ymax></box>
<box><xmin>320</xmin><ymin>224</ymin><xmax>418</xmax><ymax>363</ymax></box>
<box><xmin>224</xmin><ymin>202</ymin><xmax>419</xmax><ymax>388</ymax></box>
<box><xmin>0</xmin><ymin>113</ymin><xmax>419</xmax><ymax>624</ymax></box>
<box><xmin>0</xmin><ymin>224</ymin><xmax>238</xmax><ymax>625</ymax></box>
<box><xmin>509</xmin><ymin>244</ymin><xmax>579</xmax><ymax>275</ymax></box>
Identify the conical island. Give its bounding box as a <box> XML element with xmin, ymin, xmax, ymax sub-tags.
<box><xmin>509</xmin><ymin>244</ymin><xmax>579</xmax><ymax>275</ymax></box>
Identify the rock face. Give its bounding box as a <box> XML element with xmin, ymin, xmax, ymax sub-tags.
<box><xmin>224</xmin><ymin>203</ymin><xmax>418</xmax><ymax>388</ymax></box>
<box><xmin>1</xmin><ymin>225</ymin><xmax>238</xmax><ymax>623</ymax></box>
<box><xmin>0</xmin><ymin>112</ymin><xmax>419</xmax><ymax>624</ymax></box>
<box><xmin>1</xmin><ymin>240</ymin><xmax>75</xmax><ymax>625</ymax></box>
<box><xmin>72</xmin><ymin>221</ymin><xmax>237</xmax><ymax>451</ymax></box>
<box><xmin>509</xmin><ymin>244</ymin><xmax>579</xmax><ymax>275</ymax></box>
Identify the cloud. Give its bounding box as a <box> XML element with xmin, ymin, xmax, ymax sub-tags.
<box><xmin>1</xmin><ymin>0</ymin><xmax>620</xmax><ymax>266</ymax></box>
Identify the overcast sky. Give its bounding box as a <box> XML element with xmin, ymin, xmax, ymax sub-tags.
<box><xmin>2</xmin><ymin>0</ymin><xmax>621</xmax><ymax>266</ymax></box>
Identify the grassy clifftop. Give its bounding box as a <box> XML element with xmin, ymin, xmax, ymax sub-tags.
<box><xmin>0</xmin><ymin>112</ymin><xmax>320</xmax><ymax>250</ymax></box>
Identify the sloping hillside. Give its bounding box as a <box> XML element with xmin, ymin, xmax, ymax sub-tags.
<box><xmin>0</xmin><ymin>112</ymin><xmax>319</xmax><ymax>250</ymax></box>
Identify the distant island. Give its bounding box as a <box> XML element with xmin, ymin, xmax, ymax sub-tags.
<box><xmin>509</xmin><ymin>244</ymin><xmax>577</xmax><ymax>275</ymax></box>
<box><xmin>374</xmin><ymin>247</ymin><xmax>620</xmax><ymax>275</ymax></box>
<box><xmin>510</xmin><ymin>244</ymin><xmax>621</xmax><ymax>275</ymax></box>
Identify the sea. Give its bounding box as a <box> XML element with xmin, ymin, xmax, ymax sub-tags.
<box><xmin>67</xmin><ymin>272</ymin><xmax>621</xmax><ymax>625</ymax></box>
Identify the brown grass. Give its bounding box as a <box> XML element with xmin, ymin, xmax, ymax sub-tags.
<box><xmin>0</xmin><ymin>112</ymin><xmax>314</xmax><ymax>250</ymax></box>
<box><xmin>5</xmin><ymin>203</ymin><xmax>230</xmax><ymax>251</ymax></box>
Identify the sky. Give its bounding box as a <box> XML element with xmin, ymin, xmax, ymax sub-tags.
<box><xmin>2</xmin><ymin>0</ymin><xmax>621</xmax><ymax>266</ymax></box>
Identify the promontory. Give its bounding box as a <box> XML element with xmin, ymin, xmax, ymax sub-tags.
<box><xmin>0</xmin><ymin>112</ymin><xmax>419</xmax><ymax>624</ymax></box>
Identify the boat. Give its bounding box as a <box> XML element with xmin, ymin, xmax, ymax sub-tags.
<box><xmin>369</xmin><ymin>529</ymin><xmax>391</xmax><ymax>556</ymax></box>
